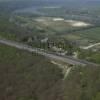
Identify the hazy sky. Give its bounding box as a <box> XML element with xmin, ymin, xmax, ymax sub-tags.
<box><xmin>0</xmin><ymin>0</ymin><xmax>100</xmax><ymax>2</ymax></box>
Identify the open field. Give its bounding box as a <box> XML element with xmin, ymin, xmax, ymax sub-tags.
<box><xmin>12</xmin><ymin>15</ymin><xmax>100</xmax><ymax>47</ymax></box>
<box><xmin>13</xmin><ymin>16</ymin><xmax>92</xmax><ymax>36</ymax></box>
<box><xmin>78</xmin><ymin>50</ymin><xmax>100</xmax><ymax>64</ymax></box>
<box><xmin>62</xmin><ymin>26</ymin><xmax>100</xmax><ymax>46</ymax></box>
<box><xmin>35</xmin><ymin>17</ymin><xmax>91</xmax><ymax>27</ymax></box>
<box><xmin>74</xmin><ymin>27</ymin><xmax>100</xmax><ymax>41</ymax></box>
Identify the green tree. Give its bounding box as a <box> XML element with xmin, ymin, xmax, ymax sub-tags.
<box><xmin>93</xmin><ymin>92</ymin><xmax>100</xmax><ymax>100</ymax></box>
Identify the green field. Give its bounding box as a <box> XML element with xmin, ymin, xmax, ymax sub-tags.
<box><xmin>61</xmin><ymin>27</ymin><xmax>100</xmax><ymax>46</ymax></box>
<box><xmin>75</xmin><ymin>27</ymin><xmax>100</xmax><ymax>41</ymax></box>
<box><xmin>78</xmin><ymin>50</ymin><xmax>100</xmax><ymax>64</ymax></box>
<box><xmin>14</xmin><ymin>16</ymin><xmax>91</xmax><ymax>36</ymax></box>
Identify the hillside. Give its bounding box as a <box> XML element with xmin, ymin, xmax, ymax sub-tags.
<box><xmin>63</xmin><ymin>66</ymin><xmax>100</xmax><ymax>100</ymax></box>
<box><xmin>0</xmin><ymin>44</ymin><xmax>63</xmax><ymax>100</ymax></box>
<box><xmin>0</xmin><ymin>44</ymin><xmax>100</xmax><ymax>100</ymax></box>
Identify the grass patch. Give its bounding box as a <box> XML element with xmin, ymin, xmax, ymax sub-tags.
<box><xmin>74</xmin><ymin>27</ymin><xmax>100</xmax><ymax>41</ymax></box>
<box><xmin>63</xmin><ymin>34</ymin><xmax>81</xmax><ymax>40</ymax></box>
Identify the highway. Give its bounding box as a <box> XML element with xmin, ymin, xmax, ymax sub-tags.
<box><xmin>0</xmin><ymin>39</ymin><xmax>99</xmax><ymax>66</ymax></box>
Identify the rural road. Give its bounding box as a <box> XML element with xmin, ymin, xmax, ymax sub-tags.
<box><xmin>80</xmin><ymin>42</ymin><xmax>100</xmax><ymax>50</ymax></box>
<box><xmin>63</xmin><ymin>67</ymin><xmax>72</xmax><ymax>80</ymax></box>
<box><xmin>0</xmin><ymin>39</ymin><xmax>99</xmax><ymax>66</ymax></box>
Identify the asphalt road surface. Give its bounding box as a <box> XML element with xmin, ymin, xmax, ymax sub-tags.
<box><xmin>0</xmin><ymin>39</ymin><xmax>99</xmax><ymax>66</ymax></box>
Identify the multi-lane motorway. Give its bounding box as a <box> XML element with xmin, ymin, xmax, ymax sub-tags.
<box><xmin>0</xmin><ymin>39</ymin><xmax>99</xmax><ymax>66</ymax></box>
